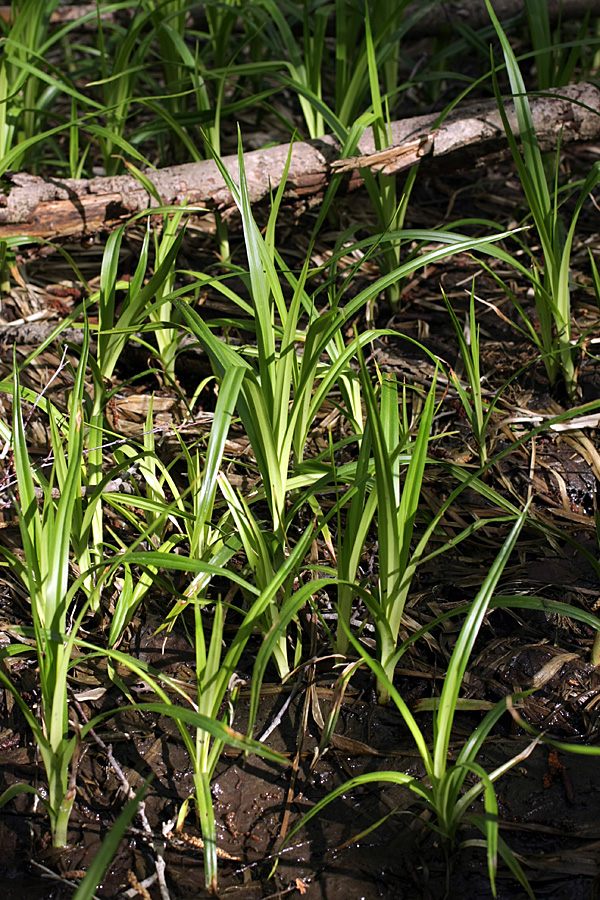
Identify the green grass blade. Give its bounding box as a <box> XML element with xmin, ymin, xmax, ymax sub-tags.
<box><xmin>485</xmin><ymin>0</ymin><xmax>550</xmax><ymax>214</ymax></box>
<box><xmin>433</xmin><ymin>505</ymin><xmax>529</xmax><ymax>778</ymax></box>
<box><xmin>194</xmin><ymin>364</ymin><xmax>246</xmax><ymax>533</ymax></box>
<box><xmin>358</xmin><ymin>347</ymin><xmax>399</xmax><ymax>621</ymax></box>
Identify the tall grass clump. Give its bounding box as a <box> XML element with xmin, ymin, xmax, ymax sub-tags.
<box><xmin>334</xmin><ymin>358</ymin><xmax>437</xmax><ymax>704</ymax></box>
<box><xmin>524</xmin><ymin>0</ymin><xmax>593</xmax><ymax>90</ymax></box>
<box><xmin>278</xmin><ymin>509</ymin><xmax>535</xmax><ymax>898</ymax></box>
<box><xmin>0</xmin><ymin>332</ymin><xmax>291</xmax><ymax>875</ymax></box>
<box><xmin>0</xmin><ymin>341</ymin><xmax>92</xmax><ymax>846</ymax></box>
<box><xmin>486</xmin><ymin>0</ymin><xmax>600</xmax><ymax>399</ymax></box>
<box><xmin>443</xmin><ymin>282</ymin><xmax>499</xmax><ymax>467</ymax></box>
<box><xmin>174</xmin><ymin>136</ymin><xmax>523</xmax><ymax>679</ymax></box>
<box><xmin>0</xmin><ymin>0</ymin><xmax>60</xmax><ymax>168</ymax></box>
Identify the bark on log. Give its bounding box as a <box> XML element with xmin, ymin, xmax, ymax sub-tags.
<box><xmin>0</xmin><ymin>5</ymin><xmax>124</xmax><ymax>25</ymax></box>
<box><xmin>1</xmin><ymin>82</ymin><xmax>599</xmax><ymax>241</ymax></box>
<box><xmin>405</xmin><ymin>0</ymin><xmax>600</xmax><ymax>37</ymax></box>
<box><xmin>3</xmin><ymin>0</ymin><xmax>590</xmax><ymax>29</ymax></box>
<box><xmin>188</xmin><ymin>0</ymin><xmax>599</xmax><ymax>39</ymax></box>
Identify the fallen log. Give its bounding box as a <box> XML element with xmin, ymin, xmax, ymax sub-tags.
<box><xmin>404</xmin><ymin>0</ymin><xmax>600</xmax><ymax>36</ymax></box>
<box><xmin>2</xmin><ymin>0</ymin><xmax>590</xmax><ymax>31</ymax></box>
<box><xmin>0</xmin><ymin>4</ymin><xmax>121</xmax><ymax>24</ymax></box>
<box><xmin>1</xmin><ymin>82</ymin><xmax>599</xmax><ymax>241</ymax></box>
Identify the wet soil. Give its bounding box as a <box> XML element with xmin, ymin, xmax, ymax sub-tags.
<box><xmin>3</xmin><ymin>681</ymin><xmax>600</xmax><ymax>900</ymax></box>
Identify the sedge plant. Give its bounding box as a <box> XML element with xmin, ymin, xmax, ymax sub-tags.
<box><xmin>104</xmin><ymin>365</ymin><xmax>245</xmax><ymax>648</ymax></box>
<box><xmin>0</xmin><ymin>0</ymin><xmax>150</xmax><ymax>177</ymax></box>
<box><xmin>0</xmin><ymin>335</ymin><xmax>92</xmax><ymax>846</ymax></box>
<box><xmin>120</xmin><ymin>161</ymin><xmax>193</xmax><ymax>383</ymax></box>
<box><xmin>486</xmin><ymin>0</ymin><xmax>600</xmax><ymax>399</ymax></box>
<box><xmin>173</xmin><ymin>140</ymin><xmax>526</xmax><ymax>676</ymax></box>
<box><xmin>443</xmin><ymin>282</ymin><xmax>499</xmax><ymax>467</ymax></box>
<box><xmin>359</xmin><ymin>3</ymin><xmax>418</xmax><ymax>311</ymax></box>
<box><xmin>277</xmin><ymin>507</ymin><xmax>535</xmax><ymax>898</ymax></box>
<box><xmin>249</xmin><ymin>0</ymin><xmax>330</xmax><ymax>139</ymax></box>
<box><xmin>172</xmin><ymin>137</ymin><xmax>373</xmax><ymax>672</ymax></box>
<box><xmin>524</xmin><ymin>0</ymin><xmax>594</xmax><ymax>91</ymax></box>
<box><xmin>318</xmin><ymin>328</ymin><xmax>567</xmax><ymax>701</ymax></box>
<box><xmin>336</xmin><ymin>356</ymin><xmax>438</xmax><ymax>704</ymax></box>
<box><xmin>255</xmin><ymin>0</ymin><xmax>413</xmax><ymax>136</ymax></box>
<box><xmin>86</xmin><ymin>4</ymin><xmax>159</xmax><ymax>175</ymax></box>
<box><xmin>136</xmin><ymin>0</ymin><xmax>235</xmax><ymax>254</ymax></box>
<box><xmin>0</xmin><ymin>334</ymin><xmax>292</xmax><ymax>864</ymax></box>
<box><xmin>95</xmin><ymin>484</ymin><xmax>316</xmax><ymax>890</ymax></box>
<box><xmin>251</xmin><ymin>0</ymin><xmax>419</xmax><ymax>311</ymax></box>
<box><xmin>172</xmin><ymin>518</ymin><xmax>315</xmax><ymax>892</ymax></box>
<box><xmin>83</xmin><ymin>206</ymin><xmax>199</xmax><ymax>607</ymax></box>
<box><xmin>0</xmin><ymin>0</ymin><xmax>61</xmax><ymax>168</ymax></box>
<box><xmin>176</xmin><ymin>137</ymin><xmax>523</xmax><ymax>499</ymax></box>
<box><xmin>172</xmin><ymin>146</ymin><xmax>486</xmax><ymax>669</ymax></box>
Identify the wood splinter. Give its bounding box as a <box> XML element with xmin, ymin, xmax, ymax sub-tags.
<box><xmin>331</xmin><ymin>132</ymin><xmax>436</xmax><ymax>175</ymax></box>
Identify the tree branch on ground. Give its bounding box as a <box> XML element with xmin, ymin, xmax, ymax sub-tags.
<box><xmin>1</xmin><ymin>82</ymin><xmax>598</xmax><ymax>240</ymax></box>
